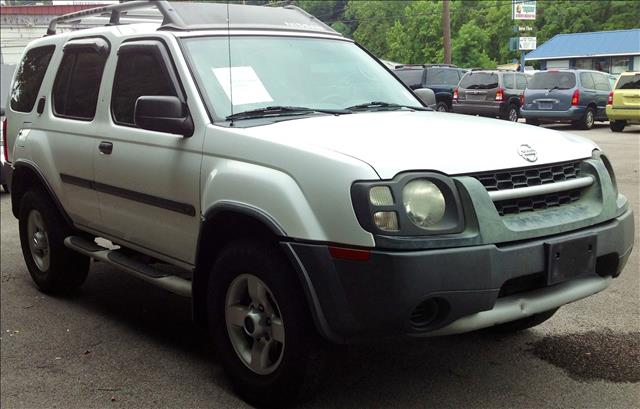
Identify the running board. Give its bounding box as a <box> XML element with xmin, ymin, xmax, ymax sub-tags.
<box><xmin>64</xmin><ymin>236</ymin><xmax>192</xmax><ymax>297</ymax></box>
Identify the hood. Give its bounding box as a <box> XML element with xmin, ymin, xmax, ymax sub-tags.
<box><xmin>238</xmin><ymin>111</ymin><xmax>598</xmax><ymax>179</ymax></box>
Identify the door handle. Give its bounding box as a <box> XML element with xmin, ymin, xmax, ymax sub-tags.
<box><xmin>98</xmin><ymin>141</ymin><xmax>113</xmax><ymax>155</ymax></box>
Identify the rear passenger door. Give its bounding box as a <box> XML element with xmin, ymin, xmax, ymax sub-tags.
<box><xmin>93</xmin><ymin>39</ymin><xmax>203</xmax><ymax>264</ymax></box>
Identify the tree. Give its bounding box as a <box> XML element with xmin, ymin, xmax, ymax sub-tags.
<box><xmin>452</xmin><ymin>22</ymin><xmax>496</xmax><ymax>68</ymax></box>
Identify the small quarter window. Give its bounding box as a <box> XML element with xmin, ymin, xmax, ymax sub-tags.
<box><xmin>53</xmin><ymin>46</ymin><xmax>108</xmax><ymax>120</ymax></box>
<box><xmin>580</xmin><ymin>72</ymin><xmax>595</xmax><ymax>90</ymax></box>
<box><xmin>112</xmin><ymin>50</ymin><xmax>177</xmax><ymax>126</ymax></box>
<box><xmin>503</xmin><ymin>74</ymin><xmax>515</xmax><ymax>89</ymax></box>
<box><xmin>516</xmin><ymin>74</ymin><xmax>528</xmax><ymax>90</ymax></box>
<box><xmin>10</xmin><ymin>45</ymin><xmax>55</xmax><ymax>113</ymax></box>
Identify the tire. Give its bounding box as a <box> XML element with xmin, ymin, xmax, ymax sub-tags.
<box><xmin>489</xmin><ymin>308</ymin><xmax>558</xmax><ymax>333</ymax></box>
<box><xmin>525</xmin><ymin>118</ymin><xmax>540</xmax><ymax>126</ymax></box>
<box><xmin>208</xmin><ymin>239</ymin><xmax>327</xmax><ymax>407</ymax></box>
<box><xmin>435</xmin><ymin>102</ymin><xmax>449</xmax><ymax>112</ymax></box>
<box><xmin>573</xmin><ymin>106</ymin><xmax>595</xmax><ymax>130</ymax></box>
<box><xmin>609</xmin><ymin>120</ymin><xmax>626</xmax><ymax>132</ymax></box>
<box><xmin>18</xmin><ymin>189</ymin><xmax>89</xmax><ymax>293</ymax></box>
<box><xmin>1</xmin><ymin>184</ymin><xmax>8</xmax><ymax>193</ymax></box>
<box><xmin>503</xmin><ymin>104</ymin><xmax>519</xmax><ymax>122</ymax></box>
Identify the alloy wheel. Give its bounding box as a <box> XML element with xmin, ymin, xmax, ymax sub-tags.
<box><xmin>27</xmin><ymin>210</ymin><xmax>50</xmax><ymax>271</ymax></box>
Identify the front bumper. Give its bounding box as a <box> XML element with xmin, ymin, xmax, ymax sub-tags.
<box><xmin>521</xmin><ymin>106</ymin><xmax>585</xmax><ymax>121</ymax></box>
<box><xmin>606</xmin><ymin>106</ymin><xmax>640</xmax><ymax>123</ymax></box>
<box><xmin>287</xmin><ymin>209</ymin><xmax>634</xmax><ymax>343</ymax></box>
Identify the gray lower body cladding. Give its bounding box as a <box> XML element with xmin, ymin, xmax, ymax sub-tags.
<box><xmin>289</xmin><ymin>210</ymin><xmax>634</xmax><ymax>343</ymax></box>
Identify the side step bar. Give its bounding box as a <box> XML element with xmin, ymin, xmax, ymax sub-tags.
<box><xmin>64</xmin><ymin>236</ymin><xmax>192</xmax><ymax>297</ymax></box>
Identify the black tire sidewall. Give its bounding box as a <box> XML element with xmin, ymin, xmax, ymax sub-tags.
<box><xmin>208</xmin><ymin>240</ymin><xmax>325</xmax><ymax>407</ymax></box>
<box><xmin>610</xmin><ymin>121</ymin><xmax>625</xmax><ymax>132</ymax></box>
<box><xmin>18</xmin><ymin>189</ymin><xmax>89</xmax><ymax>293</ymax></box>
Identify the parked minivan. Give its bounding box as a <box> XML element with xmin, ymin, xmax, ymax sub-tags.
<box><xmin>452</xmin><ymin>70</ymin><xmax>528</xmax><ymax>121</ymax></box>
<box><xmin>521</xmin><ymin>70</ymin><xmax>612</xmax><ymax>129</ymax></box>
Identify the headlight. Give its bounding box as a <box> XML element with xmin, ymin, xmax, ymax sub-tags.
<box><xmin>402</xmin><ymin>179</ymin><xmax>446</xmax><ymax>228</ymax></box>
<box><xmin>351</xmin><ymin>172</ymin><xmax>465</xmax><ymax>236</ymax></box>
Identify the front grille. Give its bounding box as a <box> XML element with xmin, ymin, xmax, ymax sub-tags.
<box><xmin>473</xmin><ymin>161</ymin><xmax>581</xmax><ymax>191</ymax></box>
<box><xmin>495</xmin><ymin>189</ymin><xmax>581</xmax><ymax>216</ymax></box>
<box><xmin>469</xmin><ymin>161</ymin><xmax>585</xmax><ymax>216</ymax></box>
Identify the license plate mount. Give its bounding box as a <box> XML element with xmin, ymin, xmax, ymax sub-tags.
<box><xmin>545</xmin><ymin>235</ymin><xmax>597</xmax><ymax>285</ymax></box>
<box><xmin>538</xmin><ymin>102</ymin><xmax>553</xmax><ymax>110</ymax></box>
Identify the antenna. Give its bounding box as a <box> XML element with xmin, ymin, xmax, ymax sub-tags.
<box><xmin>226</xmin><ymin>1</ymin><xmax>234</xmax><ymax>123</ymax></box>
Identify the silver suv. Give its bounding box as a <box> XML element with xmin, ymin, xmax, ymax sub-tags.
<box><xmin>3</xmin><ymin>2</ymin><xmax>634</xmax><ymax>407</ymax></box>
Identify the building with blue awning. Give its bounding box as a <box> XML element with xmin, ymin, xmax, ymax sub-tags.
<box><xmin>525</xmin><ymin>29</ymin><xmax>640</xmax><ymax>74</ymax></box>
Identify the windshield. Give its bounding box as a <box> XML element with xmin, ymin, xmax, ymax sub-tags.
<box><xmin>183</xmin><ymin>36</ymin><xmax>419</xmax><ymax>120</ymax></box>
<box><xmin>616</xmin><ymin>74</ymin><xmax>640</xmax><ymax>89</ymax></box>
<box><xmin>459</xmin><ymin>72</ymin><xmax>498</xmax><ymax>89</ymax></box>
<box><xmin>528</xmin><ymin>72</ymin><xmax>576</xmax><ymax>90</ymax></box>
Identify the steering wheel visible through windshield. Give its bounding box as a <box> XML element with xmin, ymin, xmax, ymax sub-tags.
<box><xmin>182</xmin><ymin>36</ymin><xmax>421</xmax><ymax>121</ymax></box>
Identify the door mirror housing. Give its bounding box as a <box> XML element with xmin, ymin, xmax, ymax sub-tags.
<box><xmin>413</xmin><ymin>88</ymin><xmax>437</xmax><ymax>109</ymax></box>
<box><xmin>134</xmin><ymin>96</ymin><xmax>194</xmax><ymax>137</ymax></box>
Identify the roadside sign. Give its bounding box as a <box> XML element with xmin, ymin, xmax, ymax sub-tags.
<box><xmin>512</xmin><ymin>0</ymin><xmax>536</xmax><ymax>20</ymax></box>
<box><xmin>519</xmin><ymin>36</ymin><xmax>537</xmax><ymax>50</ymax></box>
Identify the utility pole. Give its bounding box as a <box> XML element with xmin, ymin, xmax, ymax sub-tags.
<box><xmin>442</xmin><ymin>0</ymin><xmax>451</xmax><ymax>64</ymax></box>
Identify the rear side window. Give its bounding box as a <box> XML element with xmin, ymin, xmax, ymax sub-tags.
<box><xmin>53</xmin><ymin>49</ymin><xmax>108</xmax><ymax>120</ymax></box>
<box><xmin>10</xmin><ymin>45</ymin><xmax>55</xmax><ymax>113</ymax></box>
<box><xmin>516</xmin><ymin>74</ymin><xmax>527</xmax><ymax>90</ymax></box>
<box><xmin>459</xmin><ymin>72</ymin><xmax>499</xmax><ymax>89</ymax></box>
<box><xmin>112</xmin><ymin>52</ymin><xmax>177</xmax><ymax>126</ymax></box>
<box><xmin>394</xmin><ymin>69</ymin><xmax>423</xmax><ymax>89</ymax></box>
<box><xmin>616</xmin><ymin>74</ymin><xmax>640</xmax><ymax>89</ymax></box>
<box><xmin>592</xmin><ymin>73</ymin><xmax>611</xmax><ymax>91</ymax></box>
<box><xmin>503</xmin><ymin>74</ymin><xmax>515</xmax><ymax>89</ymax></box>
<box><xmin>580</xmin><ymin>72</ymin><xmax>595</xmax><ymax>89</ymax></box>
<box><xmin>528</xmin><ymin>72</ymin><xmax>576</xmax><ymax>90</ymax></box>
<box><xmin>425</xmin><ymin>68</ymin><xmax>460</xmax><ymax>86</ymax></box>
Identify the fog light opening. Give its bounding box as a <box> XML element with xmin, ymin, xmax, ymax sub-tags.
<box><xmin>410</xmin><ymin>298</ymin><xmax>449</xmax><ymax>330</ymax></box>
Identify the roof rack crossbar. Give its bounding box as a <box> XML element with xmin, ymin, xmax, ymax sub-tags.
<box><xmin>46</xmin><ymin>0</ymin><xmax>178</xmax><ymax>36</ymax></box>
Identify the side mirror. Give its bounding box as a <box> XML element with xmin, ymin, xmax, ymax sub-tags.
<box><xmin>134</xmin><ymin>96</ymin><xmax>194</xmax><ymax>137</ymax></box>
<box><xmin>414</xmin><ymin>88</ymin><xmax>437</xmax><ymax>109</ymax></box>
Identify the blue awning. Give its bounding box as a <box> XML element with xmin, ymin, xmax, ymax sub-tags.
<box><xmin>526</xmin><ymin>29</ymin><xmax>640</xmax><ymax>61</ymax></box>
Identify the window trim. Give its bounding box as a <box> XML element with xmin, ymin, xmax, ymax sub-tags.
<box><xmin>10</xmin><ymin>45</ymin><xmax>56</xmax><ymax>114</ymax></box>
<box><xmin>110</xmin><ymin>38</ymin><xmax>187</xmax><ymax>129</ymax></box>
<box><xmin>51</xmin><ymin>37</ymin><xmax>110</xmax><ymax>122</ymax></box>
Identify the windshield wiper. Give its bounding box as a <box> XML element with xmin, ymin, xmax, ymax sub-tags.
<box><xmin>547</xmin><ymin>85</ymin><xmax>561</xmax><ymax>92</ymax></box>
<box><xmin>346</xmin><ymin>101</ymin><xmax>430</xmax><ymax>112</ymax></box>
<box><xmin>226</xmin><ymin>106</ymin><xmax>350</xmax><ymax>121</ymax></box>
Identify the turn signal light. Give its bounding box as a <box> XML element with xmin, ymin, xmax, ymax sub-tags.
<box><xmin>329</xmin><ymin>246</ymin><xmax>371</xmax><ymax>261</ymax></box>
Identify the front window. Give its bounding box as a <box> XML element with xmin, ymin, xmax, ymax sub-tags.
<box><xmin>182</xmin><ymin>36</ymin><xmax>419</xmax><ymax>121</ymax></box>
<box><xmin>528</xmin><ymin>72</ymin><xmax>576</xmax><ymax>90</ymax></box>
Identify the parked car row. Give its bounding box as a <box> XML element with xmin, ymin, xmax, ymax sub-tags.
<box><xmin>394</xmin><ymin>65</ymin><xmax>632</xmax><ymax>131</ymax></box>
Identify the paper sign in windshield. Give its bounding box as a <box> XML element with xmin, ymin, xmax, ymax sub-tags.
<box><xmin>212</xmin><ymin>66</ymin><xmax>273</xmax><ymax>106</ymax></box>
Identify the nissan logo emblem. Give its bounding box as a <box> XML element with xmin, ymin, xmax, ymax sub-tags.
<box><xmin>518</xmin><ymin>144</ymin><xmax>538</xmax><ymax>162</ymax></box>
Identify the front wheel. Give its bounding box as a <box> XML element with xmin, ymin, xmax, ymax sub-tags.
<box><xmin>609</xmin><ymin>120</ymin><xmax>626</xmax><ymax>132</ymax></box>
<box><xmin>208</xmin><ymin>240</ymin><xmax>326</xmax><ymax>407</ymax></box>
<box><xmin>18</xmin><ymin>189</ymin><xmax>89</xmax><ymax>293</ymax></box>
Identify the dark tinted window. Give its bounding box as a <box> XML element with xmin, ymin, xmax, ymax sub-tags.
<box><xmin>394</xmin><ymin>69</ymin><xmax>423</xmax><ymax>88</ymax></box>
<box><xmin>503</xmin><ymin>73</ymin><xmax>515</xmax><ymax>89</ymax></box>
<box><xmin>516</xmin><ymin>74</ymin><xmax>528</xmax><ymax>89</ymax></box>
<box><xmin>53</xmin><ymin>50</ymin><xmax>108</xmax><ymax>120</ymax></box>
<box><xmin>112</xmin><ymin>52</ymin><xmax>176</xmax><ymax>125</ymax></box>
<box><xmin>459</xmin><ymin>72</ymin><xmax>499</xmax><ymax>89</ymax></box>
<box><xmin>580</xmin><ymin>72</ymin><xmax>595</xmax><ymax>89</ymax></box>
<box><xmin>10</xmin><ymin>45</ymin><xmax>55</xmax><ymax>113</ymax></box>
<box><xmin>616</xmin><ymin>73</ymin><xmax>640</xmax><ymax>89</ymax></box>
<box><xmin>528</xmin><ymin>72</ymin><xmax>576</xmax><ymax>90</ymax></box>
<box><xmin>425</xmin><ymin>68</ymin><xmax>460</xmax><ymax>86</ymax></box>
<box><xmin>592</xmin><ymin>73</ymin><xmax>611</xmax><ymax>91</ymax></box>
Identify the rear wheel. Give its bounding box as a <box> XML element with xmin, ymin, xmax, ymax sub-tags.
<box><xmin>489</xmin><ymin>308</ymin><xmax>558</xmax><ymax>333</ymax></box>
<box><xmin>525</xmin><ymin>118</ymin><xmax>540</xmax><ymax>126</ymax></box>
<box><xmin>208</xmin><ymin>240</ymin><xmax>327</xmax><ymax>407</ymax></box>
<box><xmin>573</xmin><ymin>107</ymin><xmax>595</xmax><ymax>130</ymax></box>
<box><xmin>435</xmin><ymin>102</ymin><xmax>449</xmax><ymax>112</ymax></box>
<box><xmin>18</xmin><ymin>189</ymin><xmax>89</xmax><ymax>293</ymax></box>
<box><xmin>609</xmin><ymin>120</ymin><xmax>626</xmax><ymax>132</ymax></box>
<box><xmin>503</xmin><ymin>104</ymin><xmax>519</xmax><ymax>122</ymax></box>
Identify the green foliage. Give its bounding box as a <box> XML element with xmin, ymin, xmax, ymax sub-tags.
<box><xmin>289</xmin><ymin>0</ymin><xmax>640</xmax><ymax>68</ymax></box>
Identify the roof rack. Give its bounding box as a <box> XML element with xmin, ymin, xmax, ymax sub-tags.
<box><xmin>46</xmin><ymin>0</ymin><xmax>175</xmax><ymax>36</ymax></box>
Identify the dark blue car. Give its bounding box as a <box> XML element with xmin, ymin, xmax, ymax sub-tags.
<box><xmin>521</xmin><ymin>70</ymin><xmax>613</xmax><ymax>130</ymax></box>
<box><xmin>393</xmin><ymin>64</ymin><xmax>467</xmax><ymax>112</ymax></box>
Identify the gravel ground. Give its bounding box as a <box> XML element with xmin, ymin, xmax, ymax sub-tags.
<box><xmin>1</xmin><ymin>123</ymin><xmax>639</xmax><ymax>409</ymax></box>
